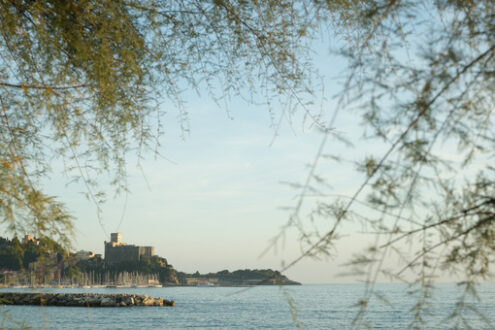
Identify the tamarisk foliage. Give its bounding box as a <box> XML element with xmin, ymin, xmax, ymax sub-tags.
<box><xmin>0</xmin><ymin>0</ymin><xmax>330</xmax><ymax>244</ymax></box>
<box><xmin>1</xmin><ymin>1</ymin><xmax>494</xmax><ymax>327</ymax></box>
<box><xmin>275</xmin><ymin>1</ymin><xmax>495</xmax><ymax>328</ymax></box>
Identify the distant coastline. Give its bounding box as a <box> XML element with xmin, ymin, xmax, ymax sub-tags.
<box><xmin>1</xmin><ymin>268</ymin><xmax>301</xmax><ymax>289</ymax></box>
<box><xmin>0</xmin><ymin>234</ymin><xmax>300</xmax><ymax>288</ymax></box>
<box><xmin>176</xmin><ymin>269</ymin><xmax>301</xmax><ymax>287</ymax></box>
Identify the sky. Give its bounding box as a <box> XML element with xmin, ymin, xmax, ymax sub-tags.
<box><xmin>49</xmin><ymin>93</ymin><xmax>369</xmax><ymax>284</ymax></box>
<box><xmin>0</xmin><ymin>3</ymin><xmax>490</xmax><ymax>289</ymax></box>
<box><xmin>34</xmin><ymin>37</ymin><xmax>384</xmax><ymax>284</ymax></box>
<box><xmin>29</xmin><ymin>33</ymin><xmax>478</xmax><ymax>285</ymax></box>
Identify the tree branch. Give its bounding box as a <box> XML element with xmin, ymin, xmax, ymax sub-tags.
<box><xmin>0</xmin><ymin>81</ymin><xmax>91</xmax><ymax>91</ymax></box>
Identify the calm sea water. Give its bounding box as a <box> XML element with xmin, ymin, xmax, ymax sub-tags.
<box><xmin>1</xmin><ymin>283</ymin><xmax>494</xmax><ymax>329</ymax></box>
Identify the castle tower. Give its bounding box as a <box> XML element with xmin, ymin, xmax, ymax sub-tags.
<box><xmin>110</xmin><ymin>232</ymin><xmax>122</xmax><ymax>244</ymax></box>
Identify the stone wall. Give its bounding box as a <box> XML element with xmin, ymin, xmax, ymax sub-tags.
<box><xmin>104</xmin><ymin>233</ymin><xmax>156</xmax><ymax>264</ymax></box>
<box><xmin>105</xmin><ymin>243</ymin><xmax>141</xmax><ymax>263</ymax></box>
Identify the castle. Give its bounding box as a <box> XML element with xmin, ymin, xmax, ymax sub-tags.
<box><xmin>104</xmin><ymin>233</ymin><xmax>155</xmax><ymax>263</ymax></box>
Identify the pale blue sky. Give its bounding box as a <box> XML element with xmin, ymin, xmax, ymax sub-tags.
<box><xmin>34</xmin><ymin>34</ymin><xmax>475</xmax><ymax>284</ymax></box>
<box><xmin>54</xmin><ymin>94</ymin><xmax>367</xmax><ymax>283</ymax></box>
<box><xmin>38</xmin><ymin>37</ymin><xmax>382</xmax><ymax>283</ymax></box>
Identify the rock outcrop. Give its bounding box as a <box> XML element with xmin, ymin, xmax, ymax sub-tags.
<box><xmin>0</xmin><ymin>292</ymin><xmax>175</xmax><ymax>307</ymax></box>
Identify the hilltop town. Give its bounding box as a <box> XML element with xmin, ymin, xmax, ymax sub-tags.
<box><xmin>0</xmin><ymin>233</ymin><xmax>300</xmax><ymax>287</ymax></box>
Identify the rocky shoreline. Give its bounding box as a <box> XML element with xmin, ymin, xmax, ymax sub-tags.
<box><xmin>0</xmin><ymin>292</ymin><xmax>175</xmax><ymax>307</ymax></box>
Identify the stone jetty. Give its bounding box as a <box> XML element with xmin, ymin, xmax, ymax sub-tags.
<box><xmin>0</xmin><ymin>292</ymin><xmax>175</xmax><ymax>307</ymax></box>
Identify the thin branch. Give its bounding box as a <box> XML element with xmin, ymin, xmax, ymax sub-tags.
<box><xmin>379</xmin><ymin>199</ymin><xmax>494</xmax><ymax>249</ymax></box>
<box><xmin>278</xmin><ymin>43</ymin><xmax>495</xmax><ymax>276</ymax></box>
<box><xmin>396</xmin><ymin>215</ymin><xmax>495</xmax><ymax>276</ymax></box>
<box><xmin>0</xmin><ymin>81</ymin><xmax>91</xmax><ymax>91</ymax></box>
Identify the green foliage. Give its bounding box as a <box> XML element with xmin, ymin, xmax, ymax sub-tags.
<box><xmin>268</xmin><ymin>0</ymin><xmax>495</xmax><ymax>328</ymax></box>
<box><xmin>0</xmin><ymin>235</ymin><xmax>63</xmax><ymax>271</ymax></box>
<box><xmin>1</xmin><ymin>0</ymin><xmax>495</xmax><ymax>327</ymax></box>
<box><xmin>0</xmin><ymin>0</ymin><xmax>328</xmax><ymax>244</ymax></box>
<box><xmin>0</xmin><ymin>237</ymin><xmax>22</xmax><ymax>270</ymax></box>
<box><xmin>74</xmin><ymin>255</ymin><xmax>175</xmax><ymax>284</ymax></box>
<box><xmin>183</xmin><ymin>268</ymin><xmax>299</xmax><ymax>285</ymax></box>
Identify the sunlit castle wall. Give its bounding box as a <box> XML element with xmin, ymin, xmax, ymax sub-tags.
<box><xmin>110</xmin><ymin>232</ymin><xmax>122</xmax><ymax>244</ymax></box>
<box><xmin>104</xmin><ymin>233</ymin><xmax>155</xmax><ymax>263</ymax></box>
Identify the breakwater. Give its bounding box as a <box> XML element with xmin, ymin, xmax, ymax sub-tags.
<box><xmin>0</xmin><ymin>292</ymin><xmax>175</xmax><ymax>307</ymax></box>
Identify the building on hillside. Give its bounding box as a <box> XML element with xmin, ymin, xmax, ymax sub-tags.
<box><xmin>23</xmin><ymin>235</ymin><xmax>37</xmax><ymax>245</ymax></box>
<box><xmin>74</xmin><ymin>250</ymin><xmax>95</xmax><ymax>261</ymax></box>
<box><xmin>104</xmin><ymin>233</ymin><xmax>155</xmax><ymax>264</ymax></box>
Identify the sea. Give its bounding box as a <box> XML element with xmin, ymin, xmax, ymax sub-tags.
<box><xmin>1</xmin><ymin>283</ymin><xmax>494</xmax><ymax>329</ymax></box>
